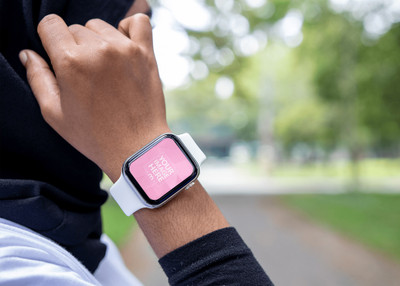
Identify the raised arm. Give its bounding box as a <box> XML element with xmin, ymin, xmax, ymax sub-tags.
<box><xmin>20</xmin><ymin>14</ymin><xmax>272</xmax><ymax>285</ymax></box>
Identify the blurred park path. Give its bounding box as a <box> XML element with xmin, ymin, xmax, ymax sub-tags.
<box><xmin>120</xmin><ymin>195</ymin><xmax>400</xmax><ymax>286</ymax></box>
<box><xmin>200</xmin><ymin>159</ymin><xmax>400</xmax><ymax>195</ymax></box>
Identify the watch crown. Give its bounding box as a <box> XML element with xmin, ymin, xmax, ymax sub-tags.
<box><xmin>185</xmin><ymin>182</ymin><xmax>195</xmax><ymax>190</ymax></box>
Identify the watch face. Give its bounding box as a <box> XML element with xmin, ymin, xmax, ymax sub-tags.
<box><xmin>124</xmin><ymin>134</ymin><xmax>198</xmax><ymax>206</ymax></box>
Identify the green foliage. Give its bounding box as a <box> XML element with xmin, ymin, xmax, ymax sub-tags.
<box><xmin>298</xmin><ymin>2</ymin><xmax>400</xmax><ymax>154</ymax></box>
<box><xmin>159</xmin><ymin>0</ymin><xmax>400</xmax><ymax>158</ymax></box>
<box><xmin>101</xmin><ymin>200</ymin><xmax>136</xmax><ymax>246</ymax></box>
<box><xmin>282</xmin><ymin>193</ymin><xmax>400</xmax><ymax>261</ymax></box>
<box><xmin>357</xmin><ymin>25</ymin><xmax>400</xmax><ymax>149</ymax></box>
<box><xmin>275</xmin><ymin>100</ymin><xmax>335</xmax><ymax>150</ymax></box>
<box><xmin>166</xmin><ymin>56</ymin><xmax>262</xmax><ymax>140</ymax></box>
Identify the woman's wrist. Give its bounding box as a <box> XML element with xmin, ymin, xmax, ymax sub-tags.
<box><xmin>134</xmin><ymin>182</ymin><xmax>230</xmax><ymax>258</ymax></box>
<box><xmin>103</xmin><ymin>125</ymin><xmax>172</xmax><ymax>182</ymax></box>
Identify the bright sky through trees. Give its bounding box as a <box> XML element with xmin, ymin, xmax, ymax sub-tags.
<box><xmin>151</xmin><ymin>0</ymin><xmax>400</xmax><ymax>89</ymax></box>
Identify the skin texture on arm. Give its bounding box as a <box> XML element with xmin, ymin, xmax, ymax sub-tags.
<box><xmin>20</xmin><ymin>14</ymin><xmax>229</xmax><ymax>258</ymax></box>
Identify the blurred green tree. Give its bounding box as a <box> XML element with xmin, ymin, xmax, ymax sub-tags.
<box><xmin>152</xmin><ymin>0</ymin><xmax>400</xmax><ymax>171</ymax></box>
<box><xmin>297</xmin><ymin>1</ymin><xmax>400</xmax><ymax>187</ymax></box>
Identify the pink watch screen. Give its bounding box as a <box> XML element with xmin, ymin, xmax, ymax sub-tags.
<box><xmin>128</xmin><ymin>138</ymin><xmax>194</xmax><ymax>201</ymax></box>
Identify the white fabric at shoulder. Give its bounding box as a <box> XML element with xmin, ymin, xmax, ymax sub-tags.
<box><xmin>0</xmin><ymin>218</ymin><xmax>100</xmax><ymax>285</ymax></box>
<box><xmin>94</xmin><ymin>234</ymin><xmax>143</xmax><ymax>286</ymax></box>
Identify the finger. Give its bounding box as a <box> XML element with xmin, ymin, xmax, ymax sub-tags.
<box><xmin>118</xmin><ymin>14</ymin><xmax>153</xmax><ymax>49</ymax></box>
<box><xmin>19</xmin><ymin>49</ymin><xmax>61</xmax><ymax>121</ymax></box>
<box><xmin>37</xmin><ymin>14</ymin><xmax>76</xmax><ymax>60</ymax></box>
<box><xmin>68</xmin><ymin>24</ymin><xmax>103</xmax><ymax>45</ymax></box>
<box><xmin>85</xmin><ymin>18</ymin><xmax>131</xmax><ymax>44</ymax></box>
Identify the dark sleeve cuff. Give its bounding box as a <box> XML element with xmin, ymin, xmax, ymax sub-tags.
<box><xmin>159</xmin><ymin>227</ymin><xmax>274</xmax><ymax>286</ymax></box>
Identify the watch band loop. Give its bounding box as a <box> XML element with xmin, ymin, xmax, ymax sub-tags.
<box><xmin>177</xmin><ymin>133</ymin><xmax>206</xmax><ymax>166</ymax></box>
<box><xmin>110</xmin><ymin>176</ymin><xmax>143</xmax><ymax>216</ymax></box>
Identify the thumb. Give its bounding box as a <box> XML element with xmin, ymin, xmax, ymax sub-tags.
<box><xmin>19</xmin><ymin>49</ymin><xmax>61</xmax><ymax>121</ymax></box>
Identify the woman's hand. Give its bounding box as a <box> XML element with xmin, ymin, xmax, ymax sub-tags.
<box><xmin>21</xmin><ymin>14</ymin><xmax>230</xmax><ymax>259</ymax></box>
<box><xmin>20</xmin><ymin>14</ymin><xmax>170</xmax><ymax>182</ymax></box>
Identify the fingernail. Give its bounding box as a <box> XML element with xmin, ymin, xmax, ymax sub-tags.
<box><xmin>19</xmin><ymin>51</ymin><xmax>28</xmax><ymax>66</ymax></box>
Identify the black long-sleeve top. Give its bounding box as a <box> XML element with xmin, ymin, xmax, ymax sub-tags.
<box><xmin>160</xmin><ymin>227</ymin><xmax>274</xmax><ymax>286</ymax></box>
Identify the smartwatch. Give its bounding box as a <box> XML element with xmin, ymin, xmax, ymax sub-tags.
<box><xmin>110</xmin><ymin>133</ymin><xmax>206</xmax><ymax>216</ymax></box>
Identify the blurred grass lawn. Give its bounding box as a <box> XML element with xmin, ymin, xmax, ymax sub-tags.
<box><xmin>101</xmin><ymin>199</ymin><xmax>137</xmax><ymax>246</ymax></box>
<box><xmin>282</xmin><ymin>193</ymin><xmax>400</xmax><ymax>262</ymax></box>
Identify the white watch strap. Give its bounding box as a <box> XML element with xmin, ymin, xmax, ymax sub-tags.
<box><xmin>110</xmin><ymin>133</ymin><xmax>206</xmax><ymax>216</ymax></box>
<box><xmin>110</xmin><ymin>175</ymin><xmax>143</xmax><ymax>216</ymax></box>
<box><xmin>177</xmin><ymin>133</ymin><xmax>206</xmax><ymax>166</ymax></box>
